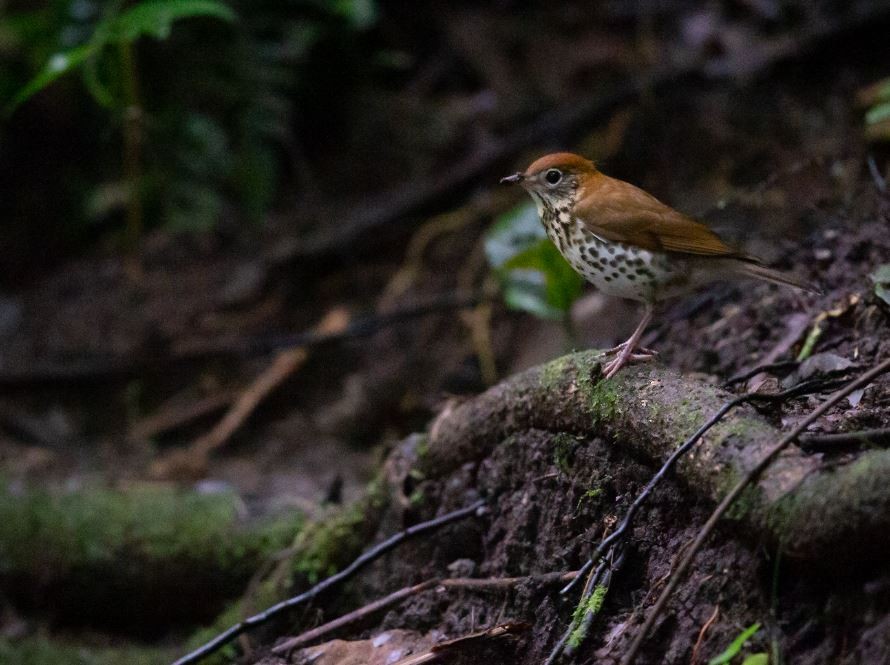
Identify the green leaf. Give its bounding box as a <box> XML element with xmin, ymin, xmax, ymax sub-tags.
<box><xmin>7</xmin><ymin>43</ymin><xmax>98</xmax><ymax>111</ymax></box>
<box><xmin>872</xmin><ymin>78</ymin><xmax>890</xmax><ymax>103</ymax></box>
<box><xmin>709</xmin><ymin>623</ymin><xmax>762</xmax><ymax>665</ymax></box>
<box><xmin>330</xmin><ymin>0</ymin><xmax>377</xmax><ymax>29</ymax></box>
<box><xmin>871</xmin><ymin>264</ymin><xmax>890</xmax><ymax>307</ymax></box>
<box><xmin>109</xmin><ymin>0</ymin><xmax>236</xmax><ymax>42</ymax></box>
<box><xmin>485</xmin><ymin>203</ymin><xmax>584</xmax><ymax>320</ymax></box>
<box><xmin>741</xmin><ymin>654</ymin><xmax>769</xmax><ymax>665</ymax></box>
<box><xmin>484</xmin><ymin>203</ymin><xmax>546</xmax><ymax>268</ymax></box>
<box><xmin>505</xmin><ymin>240</ymin><xmax>584</xmax><ymax>312</ymax></box>
<box><xmin>866</xmin><ymin>100</ymin><xmax>890</xmax><ymax>126</ymax></box>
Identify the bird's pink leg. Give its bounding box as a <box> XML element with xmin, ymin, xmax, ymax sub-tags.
<box><xmin>602</xmin><ymin>305</ymin><xmax>655</xmax><ymax>379</ymax></box>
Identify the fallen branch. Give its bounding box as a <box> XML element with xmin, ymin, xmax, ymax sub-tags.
<box><xmin>0</xmin><ymin>291</ymin><xmax>483</xmax><ymax>386</ymax></box>
<box><xmin>273</xmin><ymin>570</ymin><xmax>576</xmax><ymax>654</ymax></box>
<box><xmin>150</xmin><ymin>308</ymin><xmax>350</xmax><ymax>479</ymax></box>
<box><xmin>172</xmin><ymin>499</ymin><xmax>487</xmax><ymax>665</ymax></box>
<box><xmin>391</xmin><ymin>622</ymin><xmax>531</xmax><ymax>665</ymax></box>
<box><xmin>798</xmin><ymin>427</ymin><xmax>890</xmax><ymax>451</ymax></box>
<box><xmin>127</xmin><ymin>390</ymin><xmax>235</xmax><ymax>442</ymax></box>
<box><xmin>619</xmin><ymin>356</ymin><xmax>890</xmax><ymax>665</ymax></box>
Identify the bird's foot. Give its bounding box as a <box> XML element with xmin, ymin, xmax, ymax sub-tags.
<box><xmin>601</xmin><ymin>347</ymin><xmax>658</xmax><ymax>379</ymax></box>
<box><xmin>599</xmin><ymin>342</ymin><xmax>659</xmax><ymax>358</ymax></box>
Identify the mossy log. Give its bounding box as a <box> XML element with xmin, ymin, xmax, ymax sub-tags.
<box><xmin>421</xmin><ymin>350</ymin><xmax>890</xmax><ymax>562</ymax></box>
<box><xmin>0</xmin><ymin>485</ymin><xmax>303</xmax><ymax>634</ymax></box>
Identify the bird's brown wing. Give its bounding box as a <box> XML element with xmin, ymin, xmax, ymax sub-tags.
<box><xmin>573</xmin><ymin>173</ymin><xmax>740</xmax><ymax>257</ymax></box>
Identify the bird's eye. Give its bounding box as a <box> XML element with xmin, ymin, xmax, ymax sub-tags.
<box><xmin>545</xmin><ymin>169</ymin><xmax>562</xmax><ymax>185</ymax></box>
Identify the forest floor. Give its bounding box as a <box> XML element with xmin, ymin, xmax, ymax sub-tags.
<box><xmin>1</xmin><ymin>5</ymin><xmax>890</xmax><ymax>665</ymax></box>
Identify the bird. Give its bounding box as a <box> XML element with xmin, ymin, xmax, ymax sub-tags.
<box><xmin>500</xmin><ymin>152</ymin><xmax>818</xmax><ymax>379</ymax></box>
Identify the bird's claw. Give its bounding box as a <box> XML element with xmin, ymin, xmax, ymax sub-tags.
<box><xmin>602</xmin><ymin>354</ymin><xmax>654</xmax><ymax>379</ymax></box>
<box><xmin>599</xmin><ymin>343</ymin><xmax>659</xmax><ymax>358</ymax></box>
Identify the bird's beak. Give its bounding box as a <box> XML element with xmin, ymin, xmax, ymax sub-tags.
<box><xmin>500</xmin><ymin>172</ymin><xmax>524</xmax><ymax>185</ymax></box>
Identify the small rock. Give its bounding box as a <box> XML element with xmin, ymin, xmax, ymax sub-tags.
<box><xmin>216</xmin><ymin>261</ymin><xmax>267</xmax><ymax>308</ymax></box>
<box><xmin>447</xmin><ymin>558</ymin><xmax>477</xmax><ymax>578</ymax></box>
<box><xmin>0</xmin><ymin>296</ymin><xmax>22</xmax><ymax>339</ymax></box>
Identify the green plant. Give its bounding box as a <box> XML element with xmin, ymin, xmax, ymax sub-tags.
<box><xmin>2</xmin><ymin>1</ymin><xmax>380</xmax><ymax>253</ymax></box>
<box><xmin>708</xmin><ymin>623</ymin><xmax>762</xmax><ymax>665</ymax></box>
<box><xmin>485</xmin><ymin>203</ymin><xmax>584</xmax><ymax>320</ymax></box>
<box><xmin>552</xmin><ymin>432</ymin><xmax>580</xmax><ymax>472</ymax></box>
<box><xmin>871</xmin><ymin>264</ymin><xmax>890</xmax><ymax>307</ymax></box>
<box><xmin>861</xmin><ymin>77</ymin><xmax>890</xmax><ymax>142</ymax></box>
<box><xmin>9</xmin><ymin>1</ymin><xmax>236</xmax><ymax>111</ymax></box>
<box><xmin>9</xmin><ymin>0</ymin><xmax>236</xmax><ymax>249</ymax></box>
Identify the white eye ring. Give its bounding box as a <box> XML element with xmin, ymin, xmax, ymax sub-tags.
<box><xmin>545</xmin><ymin>169</ymin><xmax>562</xmax><ymax>185</ymax></box>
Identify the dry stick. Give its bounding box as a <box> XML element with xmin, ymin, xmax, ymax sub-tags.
<box><xmin>389</xmin><ymin>622</ymin><xmax>531</xmax><ymax>665</ymax></box>
<box><xmin>620</xmin><ymin>357</ymin><xmax>890</xmax><ymax>665</ymax></box>
<box><xmin>563</xmin><ymin>545</ymin><xmax>627</xmax><ymax>658</ymax></box>
<box><xmin>798</xmin><ymin>427</ymin><xmax>890</xmax><ymax>451</ymax></box>
<box><xmin>127</xmin><ymin>391</ymin><xmax>236</xmax><ymax>442</ymax></box>
<box><xmin>273</xmin><ymin>571</ymin><xmax>577</xmax><ymax>654</ymax></box>
<box><xmin>689</xmin><ymin>604</ymin><xmax>720</xmax><ymax>665</ymax></box>
<box><xmin>150</xmin><ymin>309</ymin><xmax>350</xmax><ymax>478</ymax></box>
<box><xmin>0</xmin><ymin>291</ymin><xmax>484</xmax><ymax>386</ymax></box>
<box><xmin>544</xmin><ymin>559</ymin><xmax>612</xmax><ymax>665</ymax></box>
<box><xmin>723</xmin><ymin>360</ymin><xmax>800</xmax><ymax>388</ymax></box>
<box><xmin>172</xmin><ymin>499</ymin><xmax>487</xmax><ymax>665</ymax></box>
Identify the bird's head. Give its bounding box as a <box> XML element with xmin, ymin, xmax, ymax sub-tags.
<box><xmin>500</xmin><ymin>152</ymin><xmax>597</xmax><ymax>207</ymax></box>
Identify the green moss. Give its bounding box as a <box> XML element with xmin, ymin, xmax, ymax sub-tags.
<box><xmin>567</xmin><ymin>584</ymin><xmax>608</xmax><ymax>649</ymax></box>
<box><xmin>552</xmin><ymin>432</ymin><xmax>580</xmax><ymax>472</ymax></box>
<box><xmin>0</xmin><ymin>485</ymin><xmax>300</xmax><ymax>578</ymax></box>
<box><xmin>584</xmin><ymin>379</ymin><xmax>621</xmax><ymax>423</ymax></box>
<box><xmin>713</xmin><ymin>469</ymin><xmax>766</xmax><ymax>523</ymax></box>
<box><xmin>291</xmin><ymin>471</ymin><xmax>391</xmax><ymax>583</ymax></box>
<box><xmin>0</xmin><ymin>635</ymin><xmax>172</xmax><ymax>665</ymax></box>
<box><xmin>538</xmin><ymin>351</ymin><xmax>621</xmax><ymax>422</ymax></box>
<box><xmin>576</xmin><ymin>486</ymin><xmax>603</xmax><ymax>511</ymax></box>
<box><xmin>415</xmin><ymin>436</ymin><xmax>430</xmax><ymax>461</ymax></box>
<box><xmin>538</xmin><ymin>354</ymin><xmax>578</xmax><ymax>391</ymax></box>
<box><xmin>409</xmin><ymin>489</ymin><xmax>426</xmax><ymax>506</ymax></box>
<box><xmin>185</xmin><ymin>482</ymin><xmax>391</xmax><ymax>664</ymax></box>
<box><xmin>293</xmin><ymin>501</ymin><xmax>370</xmax><ymax>583</ymax></box>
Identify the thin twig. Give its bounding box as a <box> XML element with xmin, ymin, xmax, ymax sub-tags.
<box><xmin>151</xmin><ymin>309</ymin><xmax>350</xmax><ymax>478</ymax></box>
<box><xmin>563</xmin><ymin>545</ymin><xmax>627</xmax><ymax>657</ymax></box>
<box><xmin>0</xmin><ymin>291</ymin><xmax>484</xmax><ymax>386</ymax></box>
<box><xmin>690</xmin><ymin>604</ymin><xmax>720</xmax><ymax>665</ymax></box>
<box><xmin>172</xmin><ymin>499</ymin><xmax>487</xmax><ymax>665</ymax></box>
<box><xmin>546</xmin><ymin>551</ymin><xmax>622</xmax><ymax>664</ymax></box>
<box><xmin>620</xmin><ymin>357</ymin><xmax>890</xmax><ymax>665</ymax></box>
<box><xmin>127</xmin><ymin>391</ymin><xmax>235</xmax><ymax>442</ymax></box>
<box><xmin>273</xmin><ymin>571</ymin><xmax>576</xmax><ymax>654</ymax></box>
<box><xmin>867</xmin><ymin>153</ymin><xmax>888</xmax><ymax>193</ymax></box>
<box><xmin>798</xmin><ymin>427</ymin><xmax>890</xmax><ymax>451</ymax></box>
<box><xmin>723</xmin><ymin>360</ymin><xmax>800</xmax><ymax>387</ymax></box>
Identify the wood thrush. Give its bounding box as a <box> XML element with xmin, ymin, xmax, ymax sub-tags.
<box><xmin>501</xmin><ymin>152</ymin><xmax>818</xmax><ymax>378</ymax></box>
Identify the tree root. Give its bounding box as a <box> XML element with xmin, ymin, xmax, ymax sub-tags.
<box><xmin>421</xmin><ymin>350</ymin><xmax>890</xmax><ymax>562</ymax></box>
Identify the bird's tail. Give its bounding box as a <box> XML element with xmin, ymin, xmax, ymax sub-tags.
<box><xmin>733</xmin><ymin>259</ymin><xmax>821</xmax><ymax>295</ymax></box>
